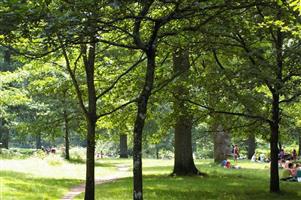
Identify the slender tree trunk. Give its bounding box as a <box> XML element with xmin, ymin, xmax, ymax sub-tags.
<box><xmin>298</xmin><ymin>132</ymin><xmax>301</xmax><ymax>156</ymax></box>
<box><xmin>0</xmin><ymin>49</ymin><xmax>11</xmax><ymax>149</ymax></box>
<box><xmin>0</xmin><ymin>119</ymin><xmax>9</xmax><ymax>149</ymax></box>
<box><xmin>82</xmin><ymin>42</ymin><xmax>97</xmax><ymax>200</ymax></box>
<box><xmin>269</xmin><ymin>9</ymin><xmax>282</xmax><ymax>192</ymax></box>
<box><xmin>269</xmin><ymin>119</ymin><xmax>280</xmax><ymax>193</ymax></box>
<box><xmin>119</xmin><ymin>134</ymin><xmax>128</xmax><ymax>158</ymax></box>
<box><xmin>247</xmin><ymin>134</ymin><xmax>256</xmax><ymax>160</ymax></box>
<box><xmin>133</xmin><ymin>49</ymin><xmax>155</xmax><ymax>200</ymax></box>
<box><xmin>36</xmin><ymin>133</ymin><xmax>42</xmax><ymax>149</ymax></box>
<box><xmin>172</xmin><ymin>48</ymin><xmax>201</xmax><ymax>175</ymax></box>
<box><xmin>63</xmin><ymin>109</ymin><xmax>70</xmax><ymax>160</ymax></box>
<box><xmin>155</xmin><ymin>145</ymin><xmax>159</xmax><ymax>159</ymax></box>
<box><xmin>85</xmin><ymin>117</ymin><xmax>96</xmax><ymax>200</ymax></box>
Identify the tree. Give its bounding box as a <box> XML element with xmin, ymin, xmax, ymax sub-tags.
<box><xmin>171</xmin><ymin>48</ymin><xmax>201</xmax><ymax>175</ymax></box>
<box><xmin>189</xmin><ymin>1</ymin><xmax>301</xmax><ymax>192</ymax></box>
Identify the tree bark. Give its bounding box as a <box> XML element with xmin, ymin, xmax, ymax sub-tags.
<box><xmin>133</xmin><ymin>49</ymin><xmax>155</xmax><ymax>200</ymax></box>
<box><xmin>269</xmin><ymin>8</ymin><xmax>282</xmax><ymax>192</ymax></box>
<box><xmin>298</xmin><ymin>132</ymin><xmax>301</xmax><ymax>156</ymax></box>
<box><xmin>155</xmin><ymin>145</ymin><xmax>159</xmax><ymax>159</ymax></box>
<box><xmin>171</xmin><ymin>48</ymin><xmax>201</xmax><ymax>175</ymax></box>
<box><xmin>63</xmin><ymin>109</ymin><xmax>70</xmax><ymax>160</ymax></box>
<box><xmin>0</xmin><ymin>119</ymin><xmax>9</xmax><ymax>149</ymax></box>
<box><xmin>36</xmin><ymin>133</ymin><xmax>42</xmax><ymax>149</ymax></box>
<box><xmin>119</xmin><ymin>134</ymin><xmax>128</xmax><ymax>158</ymax></box>
<box><xmin>213</xmin><ymin>125</ymin><xmax>231</xmax><ymax>163</ymax></box>
<box><xmin>82</xmin><ymin>42</ymin><xmax>97</xmax><ymax>200</ymax></box>
<box><xmin>247</xmin><ymin>134</ymin><xmax>256</xmax><ymax>160</ymax></box>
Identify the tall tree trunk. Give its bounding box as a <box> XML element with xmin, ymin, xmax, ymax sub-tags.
<box><xmin>172</xmin><ymin>48</ymin><xmax>201</xmax><ymax>175</ymax></box>
<box><xmin>133</xmin><ymin>49</ymin><xmax>155</xmax><ymax>200</ymax></box>
<box><xmin>82</xmin><ymin>42</ymin><xmax>97</xmax><ymax>200</ymax></box>
<box><xmin>36</xmin><ymin>133</ymin><xmax>41</xmax><ymax>149</ymax></box>
<box><xmin>269</xmin><ymin>10</ymin><xmax>282</xmax><ymax>192</ymax></box>
<box><xmin>63</xmin><ymin>109</ymin><xmax>70</xmax><ymax>160</ymax></box>
<box><xmin>85</xmin><ymin>117</ymin><xmax>96</xmax><ymax>200</ymax></box>
<box><xmin>0</xmin><ymin>49</ymin><xmax>11</xmax><ymax>148</ymax></box>
<box><xmin>247</xmin><ymin>134</ymin><xmax>256</xmax><ymax>160</ymax></box>
<box><xmin>119</xmin><ymin>134</ymin><xmax>128</xmax><ymax>158</ymax></box>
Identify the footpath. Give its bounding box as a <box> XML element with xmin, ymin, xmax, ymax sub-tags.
<box><xmin>61</xmin><ymin>164</ymin><xmax>130</xmax><ymax>200</ymax></box>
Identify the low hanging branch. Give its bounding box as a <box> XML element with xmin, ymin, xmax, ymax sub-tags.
<box><xmin>185</xmin><ymin>98</ymin><xmax>272</xmax><ymax>124</ymax></box>
<box><xmin>97</xmin><ymin>98</ymin><xmax>138</xmax><ymax>119</ymax></box>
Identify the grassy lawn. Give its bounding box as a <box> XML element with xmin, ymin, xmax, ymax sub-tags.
<box><xmin>2</xmin><ymin>156</ymin><xmax>301</xmax><ymax>200</ymax></box>
<box><xmin>74</xmin><ymin>160</ymin><xmax>301</xmax><ymax>200</ymax></box>
<box><xmin>0</xmin><ymin>155</ymin><xmax>129</xmax><ymax>200</ymax></box>
<box><xmin>1</xmin><ymin>171</ymin><xmax>81</xmax><ymax>200</ymax></box>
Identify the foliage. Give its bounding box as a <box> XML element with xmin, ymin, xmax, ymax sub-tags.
<box><xmin>0</xmin><ymin>148</ymin><xmax>36</xmax><ymax>159</ymax></box>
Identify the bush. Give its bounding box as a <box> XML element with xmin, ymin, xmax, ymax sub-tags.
<box><xmin>33</xmin><ymin>149</ymin><xmax>47</xmax><ymax>159</ymax></box>
<box><xmin>0</xmin><ymin>148</ymin><xmax>36</xmax><ymax>159</ymax></box>
<box><xmin>69</xmin><ymin>147</ymin><xmax>86</xmax><ymax>162</ymax></box>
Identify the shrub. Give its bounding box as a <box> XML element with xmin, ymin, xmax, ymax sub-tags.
<box><xmin>0</xmin><ymin>148</ymin><xmax>35</xmax><ymax>159</ymax></box>
<box><xmin>69</xmin><ymin>147</ymin><xmax>86</xmax><ymax>162</ymax></box>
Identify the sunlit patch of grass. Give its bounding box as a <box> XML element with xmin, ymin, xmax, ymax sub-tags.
<box><xmin>1</xmin><ymin>171</ymin><xmax>81</xmax><ymax>200</ymax></box>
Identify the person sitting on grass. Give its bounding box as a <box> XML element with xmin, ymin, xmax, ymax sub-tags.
<box><xmin>224</xmin><ymin>160</ymin><xmax>231</xmax><ymax>169</ymax></box>
<box><xmin>281</xmin><ymin>163</ymin><xmax>297</xmax><ymax>182</ymax></box>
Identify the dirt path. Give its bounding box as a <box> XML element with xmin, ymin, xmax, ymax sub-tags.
<box><xmin>61</xmin><ymin>164</ymin><xmax>130</xmax><ymax>200</ymax></box>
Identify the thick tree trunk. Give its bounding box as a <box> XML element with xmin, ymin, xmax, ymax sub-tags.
<box><xmin>213</xmin><ymin>125</ymin><xmax>231</xmax><ymax>163</ymax></box>
<box><xmin>63</xmin><ymin>110</ymin><xmax>70</xmax><ymax>160</ymax></box>
<box><xmin>247</xmin><ymin>134</ymin><xmax>256</xmax><ymax>160</ymax></box>
<box><xmin>133</xmin><ymin>50</ymin><xmax>155</xmax><ymax>200</ymax></box>
<box><xmin>173</xmin><ymin>114</ymin><xmax>200</xmax><ymax>175</ymax></box>
<box><xmin>119</xmin><ymin>134</ymin><xmax>128</xmax><ymax>158</ymax></box>
<box><xmin>172</xmin><ymin>48</ymin><xmax>201</xmax><ymax>175</ymax></box>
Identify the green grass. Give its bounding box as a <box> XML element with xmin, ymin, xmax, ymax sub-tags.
<box><xmin>0</xmin><ymin>155</ymin><xmax>129</xmax><ymax>200</ymax></box>
<box><xmin>74</xmin><ymin>160</ymin><xmax>301</xmax><ymax>200</ymax></box>
<box><xmin>1</xmin><ymin>171</ymin><xmax>81</xmax><ymax>200</ymax></box>
<box><xmin>2</xmin><ymin>156</ymin><xmax>301</xmax><ymax>200</ymax></box>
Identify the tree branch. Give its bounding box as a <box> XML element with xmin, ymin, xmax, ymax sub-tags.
<box><xmin>96</xmin><ymin>53</ymin><xmax>146</xmax><ymax>100</ymax></box>
<box><xmin>97</xmin><ymin>98</ymin><xmax>137</xmax><ymax>119</ymax></box>
<box><xmin>186</xmin><ymin>99</ymin><xmax>272</xmax><ymax>124</ymax></box>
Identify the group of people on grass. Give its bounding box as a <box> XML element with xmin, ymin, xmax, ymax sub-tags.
<box><xmin>278</xmin><ymin>148</ymin><xmax>300</xmax><ymax>182</ymax></box>
<box><xmin>41</xmin><ymin>146</ymin><xmax>56</xmax><ymax>154</ymax></box>
<box><xmin>280</xmin><ymin>161</ymin><xmax>301</xmax><ymax>182</ymax></box>
<box><xmin>221</xmin><ymin>144</ymin><xmax>240</xmax><ymax>169</ymax></box>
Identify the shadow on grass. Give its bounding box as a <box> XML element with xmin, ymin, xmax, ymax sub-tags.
<box><xmin>1</xmin><ymin>171</ymin><xmax>82</xmax><ymax>200</ymax></box>
<box><xmin>86</xmin><ymin>169</ymin><xmax>301</xmax><ymax>200</ymax></box>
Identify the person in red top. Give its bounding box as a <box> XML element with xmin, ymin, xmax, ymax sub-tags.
<box><xmin>233</xmin><ymin>144</ymin><xmax>239</xmax><ymax>164</ymax></box>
